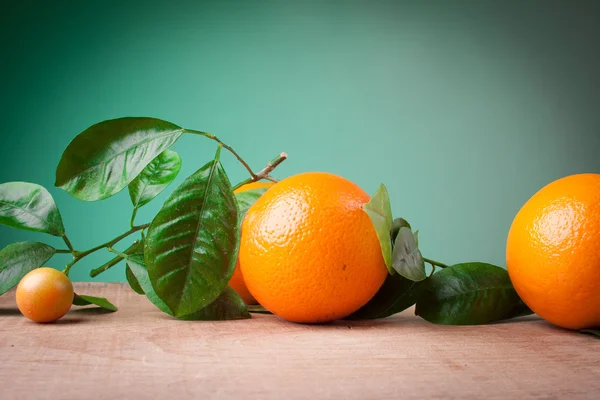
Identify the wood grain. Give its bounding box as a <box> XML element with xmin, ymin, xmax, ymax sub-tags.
<box><xmin>1</xmin><ymin>283</ymin><xmax>599</xmax><ymax>399</ymax></box>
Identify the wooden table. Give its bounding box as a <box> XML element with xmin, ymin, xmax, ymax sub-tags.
<box><xmin>1</xmin><ymin>283</ymin><xmax>599</xmax><ymax>399</ymax></box>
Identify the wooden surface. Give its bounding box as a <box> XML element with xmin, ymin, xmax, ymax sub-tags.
<box><xmin>1</xmin><ymin>283</ymin><xmax>599</xmax><ymax>399</ymax></box>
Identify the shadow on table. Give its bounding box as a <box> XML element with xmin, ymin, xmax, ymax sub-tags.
<box><xmin>1</xmin><ymin>306</ymin><xmax>114</xmax><ymax>319</ymax></box>
<box><xmin>0</xmin><ymin>308</ymin><xmax>87</xmax><ymax>325</ymax></box>
<box><xmin>0</xmin><ymin>307</ymin><xmax>21</xmax><ymax>316</ymax></box>
<box><xmin>492</xmin><ymin>314</ymin><xmax>542</xmax><ymax>325</ymax></box>
<box><xmin>336</xmin><ymin>313</ymin><xmax>544</xmax><ymax>329</ymax></box>
<box><xmin>336</xmin><ymin>315</ymin><xmax>424</xmax><ymax>329</ymax></box>
<box><xmin>70</xmin><ymin>307</ymin><xmax>116</xmax><ymax>316</ymax></box>
<box><xmin>52</xmin><ymin>318</ymin><xmax>87</xmax><ymax>325</ymax></box>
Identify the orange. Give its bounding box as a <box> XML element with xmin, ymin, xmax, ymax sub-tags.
<box><xmin>506</xmin><ymin>173</ymin><xmax>600</xmax><ymax>330</ymax></box>
<box><xmin>239</xmin><ymin>172</ymin><xmax>388</xmax><ymax>323</ymax></box>
<box><xmin>229</xmin><ymin>181</ymin><xmax>275</xmax><ymax>304</ymax></box>
<box><xmin>16</xmin><ymin>267</ymin><xmax>74</xmax><ymax>323</ymax></box>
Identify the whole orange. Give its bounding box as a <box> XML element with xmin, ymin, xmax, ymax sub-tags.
<box><xmin>229</xmin><ymin>181</ymin><xmax>275</xmax><ymax>305</ymax></box>
<box><xmin>16</xmin><ymin>267</ymin><xmax>74</xmax><ymax>323</ymax></box>
<box><xmin>239</xmin><ymin>172</ymin><xmax>388</xmax><ymax>323</ymax></box>
<box><xmin>506</xmin><ymin>173</ymin><xmax>600</xmax><ymax>330</ymax></box>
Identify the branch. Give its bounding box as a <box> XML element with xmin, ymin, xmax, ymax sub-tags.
<box><xmin>62</xmin><ymin>224</ymin><xmax>149</xmax><ymax>276</ymax></box>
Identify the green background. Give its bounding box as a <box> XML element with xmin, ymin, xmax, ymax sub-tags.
<box><xmin>1</xmin><ymin>1</ymin><xmax>599</xmax><ymax>282</ymax></box>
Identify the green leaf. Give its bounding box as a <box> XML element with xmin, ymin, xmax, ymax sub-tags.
<box><xmin>235</xmin><ymin>187</ymin><xmax>269</xmax><ymax>229</ymax></box>
<box><xmin>390</xmin><ymin>217</ymin><xmax>411</xmax><ymax>242</ymax></box>
<box><xmin>72</xmin><ymin>294</ymin><xmax>117</xmax><ymax>312</ymax></box>
<box><xmin>56</xmin><ymin>117</ymin><xmax>184</xmax><ymax>201</ymax></box>
<box><xmin>127</xmin><ymin>255</ymin><xmax>248</xmax><ymax>320</ymax></box>
<box><xmin>0</xmin><ymin>242</ymin><xmax>55</xmax><ymax>295</ymax></box>
<box><xmin>580</xmin><ymin>329</ymin><xmax>600</xmax><ymax>338</ymax></box>
<box><xmin>235</xmin><ymin>187</ymin><xmax>269</xmax><ymax>219</ymax></box>
<box><xmin>122</xmin><ymin>240</ymin><xmax>145</xmax><ymax>294</ymax></box>
<box><xmin>391</xmin><ymin>227</ymin><xmax>426</xmax><ymax>282</ymax></box>
<box><xmin>126</xmin><ymin>265</ymin><xmax>144</xmax><ymax>295</ymax></box>
<box><xmin>177</xmin><ymin>287</ymin><xmax>250</xmax><ymax>321</ymax></box>
<box><xmin>128</xmin><ymin>240</ymin><xmax>145</xmax><ymax>256</ymax></box>
<box><xmin>126</xmin><ymin>244</ymin><xmax>144</xmax><ymax>294</ymax></box>
<box><xmin>126</xmin><ymin>254</ymin><xmax>171</xmax><ymax>313</ymax></box>
<box><xmin>247</xmin><ymin>305</ymin><xmax>272</xmax><ymax>314</ymax></box>
<box><xmin>346</xmin><ymin>273</ymin><xmax>425</xmax><ymax>320</ymax></box>
<box><xmin>145</xmin><ymin>159</ymin><xmax>239</xmax><ymax>317</ymax></box>
<box><xmin>505</xmin><ymin>298</ymin><xmax>534</xmax><ymax>320</ymax></box>
<box><xmin>0</xmin><ymin>182</ymin><xmax>65</xmax><ymax>236</ymax></box>
<box><xmin>128</xmin><ymin>149</ymin><xmax>182</xmax><ymax>209</ymax></box>
<box><xmin>363</xmin><ymin>184</ymin><xmax>393</xmax><ymax>273</ymax></box>
<box><xmin>415</xmin><ymin>262</ymin><xmax>527</xmax><ymax>325</ymax></box>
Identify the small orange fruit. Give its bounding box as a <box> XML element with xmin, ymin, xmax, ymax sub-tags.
<box><xmin>229</xmin><ymin>181</ymin><xmax>275</xmax><ymax>304</ymax></box>
<box><xmin>239</xmin><ymin>172</ymin><xmax>388</xmax><ymax>323</ymax></box>
<box><xmin>507</xmin><ymin>173</ymin><xmax>600</xmax><ymax>330</ymax></box>
<box><xmin>16</xmin><ymin>267</ymin><xmax>74</xmax><ymax>323</ymax></box>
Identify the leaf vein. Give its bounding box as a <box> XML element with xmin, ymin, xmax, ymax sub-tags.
<box><xmin>0</xmin><ymin>200</ymin><xmax>57</xmax><ymax>233</ymax></box>
<box><xmin>62</xmin><ymin>128</ymin><xmax>183</xmax><ymax>184</ymax></box>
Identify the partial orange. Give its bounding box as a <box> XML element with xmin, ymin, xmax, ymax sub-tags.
<box><xmin>239</xmin><ymin>172</ymin><xmax>388</xmax><ymax>323</ymax></box>
<box><xmin>16</xmin><ymin>267</ymin><xmax>74</xmax><ymax>323</ymax></box>
<box><xmin>506</xmin><ymin>173</ymin><xmax>600</xmax><ymax>330</ymax></box>
<box><xmin>229</xmin><ymin>181</ymin><xmax>275</xmax><ymax>305</ymax></box>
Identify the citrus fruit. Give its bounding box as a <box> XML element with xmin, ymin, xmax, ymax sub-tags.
<box><xmin>16</xmin><ymin>267</ymin><xmax>74</xmax><ymax>323</ymax></box>
<box><xmin>239</xmin><ymin>172</ymin><xmax>388</xmax><ymax>323</ymax></box>
<box><xmin>228</xmin><ymin>181</ymin><xmax>275</xmax><ymax>304</ymax></box>
<box><xmin>506</xmin><ymin>173</ymin><xmax>600</xmax><ymax>330</ymax></box>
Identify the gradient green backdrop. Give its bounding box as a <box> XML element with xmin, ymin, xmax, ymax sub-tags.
<box><xmin>1</xmin><ymin>1</ymin><xmax>599</xmax><ymax>282</ymax></box>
